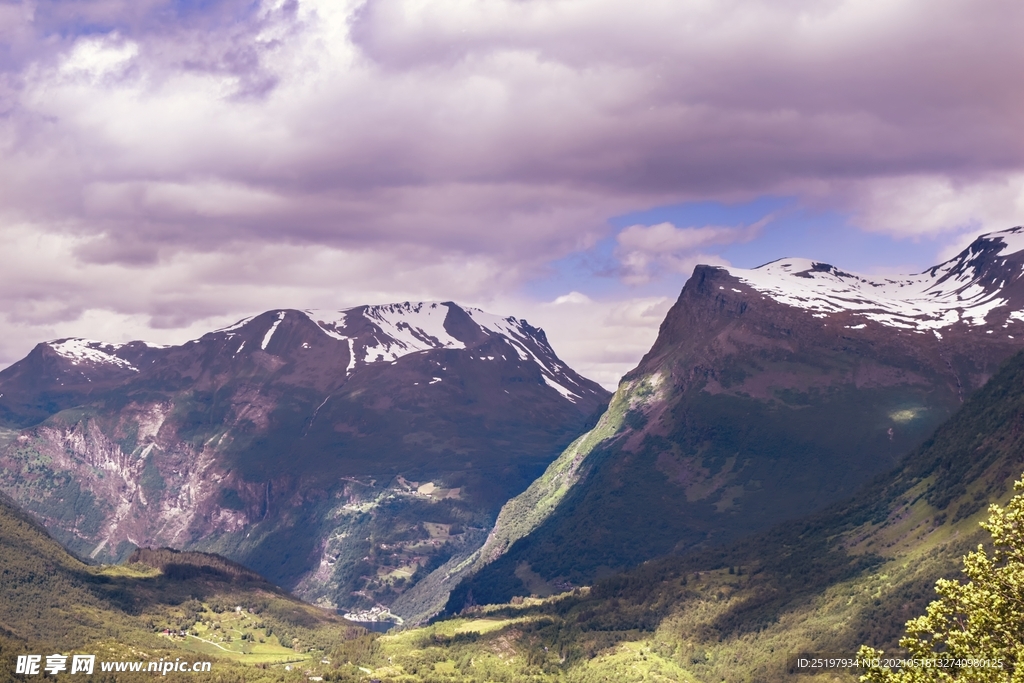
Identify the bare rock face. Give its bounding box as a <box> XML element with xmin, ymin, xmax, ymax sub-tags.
<box><xmin>445</xmin><ymin>227</ymin><xmax>1024</xmax><ymax>611</ymax></box>
<box><xmin>0</xmin><ymin>302</ymin><xmax>609</xmax><ymax>612</ymax></box>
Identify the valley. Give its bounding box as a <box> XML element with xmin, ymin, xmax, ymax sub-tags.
<box><xmin>2</xmin><ymin>1</ymin><xmax>1015</xmax><ymax>680</ymax></box>
<box><xmin>327</xmin><ymin>328</ymin><xmax>1024</xmax><ymax>681</ymax></box>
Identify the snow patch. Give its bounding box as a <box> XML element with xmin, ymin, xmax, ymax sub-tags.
<box><xmin>307</xmin><ymin>303</ymin><xmax>466</xmax><ymax>364</ymax></box>
<box><xmin>307</xmin><ymin>310</ymin><xmax>349</xmax><ymax>341</ymax></box>
<box><xmin>214</xmin><ymin>316</ymin><xmax>254</xmax><ymax>337</ymax></box>
<box><xmin>361</xmin><ymin>302</ymin><xmax>466</xmax><ymax>362</ymax></box>
<box><xmin>543</xmin><ymin>375</ymin><xmax>579</xmax><ymax>402</ymax></box>
<box><xmin>47</xmin><ymin>339</ymin><xmax>138</xmax><ymax>371</ymax></box>
<box><xmin>345</xmin><ymin>339</ymin><xmax>356</xmax><ymax>375</ymax></box>
<box><xmin>464</xmin><ymin>308</ymin><xmax>560</xmax><ymax>374</ymax></box>
<box><xmin>990</xmin><ymin>228</ymin><xmax>1024</xmax><ymax>254</ymax></box>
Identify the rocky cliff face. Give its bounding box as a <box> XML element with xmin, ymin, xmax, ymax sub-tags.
<box><xmin>444</xmin><ymin>227</ymin><xmax>1024</xmax><ymax>611</ymax></box>
<box><xmin>0</xmin><ymin>301</ymin><xmax>609</xmax><ymax>612</ymax></box>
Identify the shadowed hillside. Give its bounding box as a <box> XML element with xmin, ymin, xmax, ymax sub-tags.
<box><xmin>339</xmin><ymin>346</ymin><xmax>1024</xmax><ymax>682</ymax></box>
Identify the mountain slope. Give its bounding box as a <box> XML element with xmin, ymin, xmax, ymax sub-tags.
<box><xmin>445</xmin><ymin>227</ymin><xmax>1024</xmax><ymax>611</ymax></box>
<box><xmin>350</xmin><ymin>342</ymin><xmax>1024</xmax><ymax>683</ymax></box>
<box><xmin>0</xmin><ymin>301</ymin><xmax>609</xmax><ymax>614</ymax></box>
<box><xmin>0</xmin><ymin>491</ymin><xmax>367</xmax><ymax>681</ymax></box>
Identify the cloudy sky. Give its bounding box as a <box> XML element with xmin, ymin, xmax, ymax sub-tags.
<box><xmin>1</xmin><ymin>0</ymin><xmax>1023</xmax><ymax>388</ymax></box>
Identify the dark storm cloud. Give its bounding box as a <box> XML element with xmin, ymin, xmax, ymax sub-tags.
<box><xmin>6</xmin><ymin>0</ymin><xmax>1023</xmax><ymax>259</ymax></box>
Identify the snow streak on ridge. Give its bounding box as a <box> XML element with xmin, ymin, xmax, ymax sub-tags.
<box><xmin>465</xmin><ymin>308</ymin><xmax>581</xmax><ymax>402</ymax></box>
<box><xmin>261</xmin><ymin>311</ymin><xmax>286</xmax><ymax>350</ymax></box>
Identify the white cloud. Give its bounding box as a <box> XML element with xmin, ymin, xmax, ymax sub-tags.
<box><xmin>614</xmin><ymin>221</ymin><xmax>764</xmax><ymax>284</ymax></box>
<box><xmin>5</xmin><ymin>0</ymin><xmax>1024</xmax><ymax>259</ymax></box>
<box><xmin>616</xmin><ymin>223</ymin><xmax>743</xmax><ymax>254</ymax></box>
<box><xmin>828</xmin><ymin>174</ymin><xmax>1024</xmax><ymax>239</ymax></box>
<box><xmin>520</xmin><ymin>294</ymin><xmax>674</xmax><ymax>390</ymax></box>
<box><xmin>59</xmin><ymin>35</ymin><xmax>139</xmax><ymax>80</ymax></box>
<box><xmin>551</xmin><ymin>291</ymin><xmax>593</xmax><ymax>305</ymax></box>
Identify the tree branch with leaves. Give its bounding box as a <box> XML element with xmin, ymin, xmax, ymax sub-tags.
<box><xmin>859</xmin><ymin>477</ymin><xmax>1024</xmax><ymax>683</ymax></box>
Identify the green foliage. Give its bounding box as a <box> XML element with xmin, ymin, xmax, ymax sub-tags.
<box><xmin>217</xmin><ymin>487</ymin><xmax>246</xmax><ymax>511</ymax></box>
<box><xmin>139</xmin><ymin>454</ymin><xmax>166</xmax><ymax>494</ymax></box>
<box><xmin>860</xmin><ymin>477</ymin><xmax>1024</xmax><ymax>683</ymax></box>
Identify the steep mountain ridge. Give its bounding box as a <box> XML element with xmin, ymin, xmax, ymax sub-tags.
<box><xmin>0</xmin><ymin>301</ymin><xmax>609</xmax><ymax>614</ymax></box>
<box><xmin>444</xmin><ymin>227</ymin><xmax>1024</xmax><ymax>613</ymax></box>
<box><xmin>370</xmin><ymin>345</ymin><xmax>1024</xmax><ymax>683</ymax></box>
<box><xmin>1</xmin><ymin>302</ymin><xmax>592</xmax><ymax>418</ymax></box>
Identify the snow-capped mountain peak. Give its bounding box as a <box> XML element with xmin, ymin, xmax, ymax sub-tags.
<box><xmin>723</xmin><ymin>227</ymin><xmax>1024</xmax><ymax>332</ymax></box>
<box><xmin>204</xmin><ymin>302</ymin><xmax>592</xmax><ymax>403</ymax></box>
<box><xmin>311</xmin><ymin>302</ymin><xmax>467</xmax><ymax>363</ymax></box>
<box><xmin>301</xmin><ymin>301</ymin><xmax>585</xmax><ymax>400</ymax></box>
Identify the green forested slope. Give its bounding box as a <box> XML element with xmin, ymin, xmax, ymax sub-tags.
<box><xmin>341</xmin><ymin>348</ymin><xmax>1024</xmax><ymax>682</ymax></box>
<box><xmin>0</xmin><ymin>493</ymin><xmax>369</xmax><ymax>681</ymax></box>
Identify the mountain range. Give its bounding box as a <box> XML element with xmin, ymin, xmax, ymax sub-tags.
<box><xmin>0</xmin><ymin>301</ymin><xmax>609</xmax><ymax>614</ymax></box>
<box><xmin>364</xmin><ymin>317</ymin><xmax>1024</xmax><ymax>682</ymax></box>
<box><xmin>6</xmin><ymin>231</ymin><xmax>1024</xmax><ymax>683</ymax></box>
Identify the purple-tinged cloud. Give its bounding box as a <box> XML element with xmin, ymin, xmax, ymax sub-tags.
<box><xmin>4</xmin><ymin>0</ymin><xmax>1022</xmax><ymax>256</ymax></box>
<box><xmin>1</xmin><ymin>0</ymin><xmax>1023</xmax><ymax>382</ymax></box>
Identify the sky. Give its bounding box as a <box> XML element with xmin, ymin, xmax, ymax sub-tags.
<box><xmin>1</xmin><ymin>0</ymin><xmax>1023</xmax><ymax>389</ymax></box>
